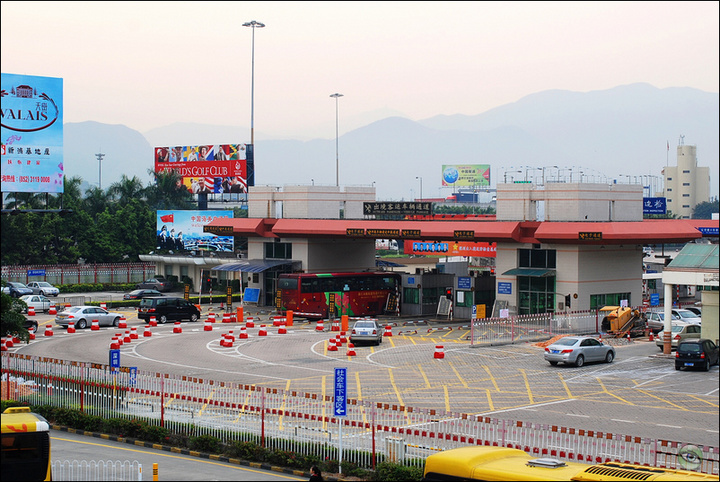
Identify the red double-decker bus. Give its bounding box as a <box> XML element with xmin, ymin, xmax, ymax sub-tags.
<box><xmin>276</xmin><ymin>272</ymin><xmax>401</xmax><ymax>319</ymax></box>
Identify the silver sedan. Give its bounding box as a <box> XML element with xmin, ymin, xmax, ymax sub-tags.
<box><xmin>349</xmin><ymin>319</ymin><xmax>383</xmax><ymax>346</ymax></box>
<box><xmin>19</xmin><ymin>294</ymin><xmax>53</xmax><ymax>313</ymax></box>
<box><xmin>544</xmin><ymin>336</ymin><xmax>615</xmax><ymax>367</ymax></box>
<box><xmin>55</xmin><ymin>306</ymin><xmax>123</xmax><ymax>330</ymax></box>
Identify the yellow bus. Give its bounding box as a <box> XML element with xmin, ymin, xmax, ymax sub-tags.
<box><xmin>421</xmin><ymin>446</ymin><xmax>716</xmax><ymax>481</ymax></box>
<box><xmin>1</xmin><ymin>407</ymin><xmax>52</xmax><ymax>481</ymax></box>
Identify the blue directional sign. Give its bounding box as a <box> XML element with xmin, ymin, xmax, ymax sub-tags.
<box><xmin>643</xmin><ymin>197</ymin><xmax>666</xmax><ymax>215</ymax></box>
<box><xmin>457</xmin><ymin>276</ymin><xmax>471</xmax><ymax>290</ymax></box>
<box><xmin>498</xmin><ymin>282</ymin><xmax>512</xmax><ymax>295</ymax></box>
<box><xmin>650</xmin><ymin>293</ymin><xmax>660</xmax><ymax>306</ymax></box>
<box><xmin>129</xmin><ymin>367</ymin><xmax>137</xmax><ymax>386</ymax></box>
<box><xmin>109</xmin><ymin>349</ymin><xmax>120</xmax><ymax>372</ymax></box>
<box><xmin>334</xmin><ymin>368</ymin><xmax>347</xmax><ymax>417</ymax></box>
<box><xmin>27</xmin><ymin>269</ymin><xmax>46</xmax><ymax>276</ymax></box>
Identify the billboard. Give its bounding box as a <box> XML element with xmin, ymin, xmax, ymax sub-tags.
<box><xmin>441</xmin><ymin>164</ymin><xmax>490</xmax><ymax>187</ymax></box>
<box><xmin>404</xmin><ymin>240</ymin><xmax>496</xmax><ymax>257</ymax></box>
<box><xmin>156</xmin><ymin>210</ymin><xmax>234</xmax><ymax>252</ymax></box>
<box><xmin>1</xmin><ymin>73</ymin><xmax>64</xmax><ymax>193</ymax></box>
<box><xmin>643</xmin><ymin>197</ymin><xmax>667</xmax><ymax>215</ymax></box>
<box><xmin>154</xmin><ymin>144</ymin><xmax>248</xmax><ymax>197</ymax></box>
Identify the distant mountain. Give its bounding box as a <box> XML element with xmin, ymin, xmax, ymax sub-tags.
<box><xmin>63</xmin><ymin>83</ymin><xmax>719</xmax><ymax>200</ymax></box>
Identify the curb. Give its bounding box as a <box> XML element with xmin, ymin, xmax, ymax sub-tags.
<box><xmin>51</xmin><ymin>425</ymin><xmax>353</xmax><ymax>481</ymax></box>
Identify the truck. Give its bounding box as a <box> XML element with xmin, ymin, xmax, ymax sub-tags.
<box><xmin>599</xmin><ymin>306</ymin><xmax>647</xmax><ymax>338</ymax></box>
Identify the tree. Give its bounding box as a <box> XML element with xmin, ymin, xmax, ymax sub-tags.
<box><xmin>0</xmin><ymin>288</ymin><xmax>30</xmax><ymax>342</ymax></box>
<box><xmin>145</xmin><ymin>169</ymin><xmax>194</xmax><ymax>210</ymax></box>
<box><xmin>692</xmin><ymin>199</ymin><xmax>719</xmax><ymax>219</ymax></box>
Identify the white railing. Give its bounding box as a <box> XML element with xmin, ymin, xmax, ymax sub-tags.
<box><xmin>52</xmin><ymin>460</ymin><xmax>142</xmax><ymax>481</ymax></box>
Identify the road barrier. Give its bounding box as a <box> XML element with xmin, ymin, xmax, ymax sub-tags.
<box><xmin>52</xmin><ymin>459</ymin><xmax>142</xmax><ymax>481</ymax></box>
<box><xmin>3</xmin><ymin>353</ymin><xmax>717</xmax><ymax>477</ymax></box>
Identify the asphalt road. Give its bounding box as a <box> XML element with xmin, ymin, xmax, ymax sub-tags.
<box><xmin>50</xmin><ymin>428</ymin><xmax>305</xmax><ymax>481</ymax></box>
<box><xmin>11</xmin><ymin>305</ymin><xmax>720</xmax><ymax>449</ymax></box>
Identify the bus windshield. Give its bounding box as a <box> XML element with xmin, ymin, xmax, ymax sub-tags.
<box><xmin>1</xmin><ymin>407</ymin><xmax>52</xmax><ymax>481</ymax></box>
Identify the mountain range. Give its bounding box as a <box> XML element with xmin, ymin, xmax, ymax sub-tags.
<box><xmin>63</xmin><ymin>83</ymin><xmax>719</xmax><ymax>201</ymax></box>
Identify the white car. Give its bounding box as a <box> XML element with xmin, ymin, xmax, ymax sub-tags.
<box><xmin>19</xmin><ymin>294</ymin><xmax>53</xmax><ymax>313</ymax></box>
<box><xmin>27</xmin><ymin>281</ymin><xmax>60</xmax><ymax>297</ymax></box>
<box><xmin>672</xmin><ymin>309</ymin><xmax>702</xmax><ymax>325</ymax></box>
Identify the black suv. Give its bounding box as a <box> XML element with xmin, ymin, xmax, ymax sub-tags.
<box><xmin>675</xmin><ymin>339</ymin><xmax>719</xmax><ymax>371</ymax></box>
<box><xmin>138</xmin><ymin>297</ymin><xmax>200</xmax><ymax>324</ymax></box>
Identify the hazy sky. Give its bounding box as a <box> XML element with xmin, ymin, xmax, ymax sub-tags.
<box><xmin>2</xmin><ymin>1</ymin><xmax>718</xmax><ymax>140</ymax></box>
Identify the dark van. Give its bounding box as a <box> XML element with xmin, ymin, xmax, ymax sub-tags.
<box><xmin>138</xmin><ymin>297</ymin><xmax>200</xmax><ymax>324</ymax></box>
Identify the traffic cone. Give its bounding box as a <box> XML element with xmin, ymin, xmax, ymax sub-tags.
<box><xmin>173</xmin><ymin>322</ymin><xmax>182</xmax><ymax>334</ymax></box>
<box><xmin>434</xmin><ymin>345</ymin><xmax>445</xmax><ymax>359</ymax></box>
<box><xmin>44</xmin><ymin>325</ymin><xmax>54</xmax><ymax>337</ymax></box>
<box><xmin>115</xmin><ymin>332</ymin><xmax>123</xmax><ymax>346</ymax></box>
<box><xmin>91</xmin><ymin>319</ymin><xmax>100</xmax><ymax>331</ymax></box>
<box><xmin>67</xmin><ymin>321</ymin><xmax>76</xmax><ymax>334</ymax></box>
<box><xmin>207</xmin><ymin>313</ymin><xmax>216</xmax><ymax>323</ymax></box>
<box><xmin>143</xmin><ymin>325</ymin><xmax>152</xmax><ymax>337</ymax></box>
<box><xmin>204</xmin><ymin>319</ymin><xmax>213</xmax><ymax>331</ymax></box>
<box><xmin>4</xmin><ymin>337</ymin><xmax>13</xmax><ymax>348</ymax></box>
<box><xmin>118</xmin><ymin>316</ymin><xmax>127</xmax><ymax>329</ymax></box>
<box><xmin>49</xmin><ymin>305</ymin><xmax>57</xmax><ymax>315</ymax></box>
<box><xmin>347</xmin><ymin>343</ymin><xmax>356</xmax><ymax>356</ymax></box>
<box><xmin>1</xmin><ymin>339</ymin><xmax>8</xmax><ymax>351</ymax></box>
<box><xmin>110</xmin><ymin>338</ymin><xmax>120</xmax><ymax>350</ymax></box>
<box><xmin>28</xmin><ymin>306</ymin><xmax>36</xmax><ymax>316</ymax></box>
<box><xmin>258</xmin><ymin>325</ymin><xmax>267</xmax><ymax>336</ymax></box>
<box><xmin>339</xmin><ymin>331</ymin><xmax>347</xmax><ymax>343</ymax></box>
<box><xmin>246</xmin><ymin>318</ymin><xmax>255</xmax><ymax>328</ymax></box>
<box><xmin>384</xmin><ymin>325</ymin><xmax>393</xmax><ymax>337</ymax></box>
<box><xmin>100</xmin><ymin>302</ymin><xmax>107</xmax><ymax>310</ymax></box>
<box><xmin>649</xmin><ymin>331</ymin><xmax>654</xmax><ymax>341</ymax></box>
<box><xmin>316</xmin><ymin>319</ymin><xmax>324</xmax><ymax>331</ymax></box>
<box><xmin>335</xmin><ymin>334</ymin><xmax>344</xmax><ymax>346</ymax></box>
<box><xmin>239</xmin><ymin>326</ymin><xmax>248</xmax><ymax>339</ymax></box>
<box><xmin>278</xmin><ymin>324</ymin><xmax>287</xmax><ymax>334</ymax></box>
<box><xmin>327</xmin><ymin>338</ymin><xmax>338</xmax><ymax>351</ymax></box>
<box><xmin>124</xmin><ymin>331</ymin><xmax>132</xmax><ymax>343</ymax></box>
<box><xmin>331</xmin><ymin>319</ymin><xmax>340</xmax><ymax>332</ymax></box>
<box><xmin>130</xmin><ymin>326</ymin><xmax>138</xmax><ymax>339</ymax></box>
<box><xmin>222</xmin><ymin>312</ymin><xmax>231</xmax><ymax>323</ymax></box>
<box><xmin>149</xmin><ymin>316</ymin><xmax>157</xmax><ymax>327</ymax></box>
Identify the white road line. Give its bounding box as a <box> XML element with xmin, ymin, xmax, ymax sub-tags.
<box><xmin>611</xmin><ymin>419</ymin><xmax>636</xmax><ymax>423</ymax></box>
<box><xmin>565</xmin><ymin>414</ymin><xmax>590</xmax><ymax>418</ymax></box>
<box><xmin>657</xmin><ymin>424</ymin><xmax>683</xmax><ymax>429</ymax></box>
<box><xmin>476</xmin><ymin>398</ymin><xmax>576</xmax><ymax>416</ymax></box>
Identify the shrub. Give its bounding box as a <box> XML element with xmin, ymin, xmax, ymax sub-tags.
<box><xmin>373</xmin><ymin>462</ymin><xmax>423</xmax><ymax>482</ymax></box>
<box><xmin>189</xmin><ymin>434</ymin><xmax>222</xmax><ymax>453</ymax></box>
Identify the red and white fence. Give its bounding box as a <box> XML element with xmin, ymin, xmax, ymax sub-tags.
<box><xmin>469</xmin><ymin>311</ymin><xmax>600</xmax><ymax>345</ymax></box>
<box><xmin>2</xmin><ymin>353</ymin><xmax>717</xmax><ymax>475</ymax></box>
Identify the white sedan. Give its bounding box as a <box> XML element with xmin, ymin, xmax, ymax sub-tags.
<box><xmin>27</xmin><ymin>281</ymin><xmax>60</xmax><ymax>297</ymax></box>
<box><xmin>19</xmin><ymin>294</ymin><xmax>53</xmax><ymax>313</ymax></box>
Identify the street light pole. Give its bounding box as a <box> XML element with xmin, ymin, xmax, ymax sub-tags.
<box><xmin>95</xmin><ymin>152</ymin><xmax>105</xmax><ymax>189</ymax></box>
<box><xmin>243</xmin><ymin>20</ymin><xmax>265</xmax><ymax>146</ymax></box>
<box><xmin>415</xmin><ymin>176</ymin><xmax>423</xmax><ymax>201</ymax></box>
<box><xmin>330</xmin><ymin>93</ymin><xmax>343</xmax><ymax>187</ymax></box>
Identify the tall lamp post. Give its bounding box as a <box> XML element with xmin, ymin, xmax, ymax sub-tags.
<box><xmin>330</xmin><ymin>93</ymin><xmax>343</xmax><ymax>187</ymax></box>
<box><xmin>415</xmin><ymin>176</ymin><xmax>423</xmax><ymax>201</ymax></box>
<box><xmin>243</xmin><ymin>20</ymin><xmax>265</xmax><ymax>145</ymax></box>
<box><xmin>95</xmin><ymin>152</ymin><xmax>105</xmax><ymax>189</ymax></box>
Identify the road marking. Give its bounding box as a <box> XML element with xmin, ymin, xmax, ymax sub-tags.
<box><xmin>448</xmin><ymin>361</ymin><xmax>469</xmax><ymax>389</ymax></box>
<box><xmin>565</xmin><ymin>413</ymin><xmax>590</xmax><ymax>418</ymax></box>
<box><xmin>476</xmin><ymin>398</ymin><xmax>576</xmax><ymax>416</ymax></box>
<box><xmin>418</xmin><ymin>364</ymin><xmax>431</xmax><ymax>389</ymax></box>
<box><xmin>444</xmin><ymin>385</ymin><xmax>450</xmax><ymax>412</ymax></box>
<box><xmin>611</xmin><ymin>419</ymin><xmax>636</xmax><ymax>423</ymax></box>
<box><xmin>657</xmin><ymin>424</ymin><xmax>683</xmax><ymax>429</ymax></box>
<box><xmin>387</xmin><ymin>368</ymin><xmax>405</xmax><ymax>408</ymax></box>
<box><xmin>520</xmin><ymin>369</ymin><xmax>534</xmax><ymax>405</ymax></box>
<box><xmin>597</xmin><ymin>379</ymin><xmax>634</xmax><ymax>405</ymax></box>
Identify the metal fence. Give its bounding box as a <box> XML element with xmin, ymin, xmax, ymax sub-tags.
<box><xmin>1</xmin><ymin>263</ymin><xmax>155</xmax><ymax>286</ymax></box>
<box><xmin>469</xmin><ymin>311</ymin><xmax>599</xmax><ymax>345</ymax></box>
<box><xmin>52</xmin><ymin>460</ymin><xmax>143</xmax><ymax>481</ymax></box>
<box><xmin>2</xmin><ymin>353</ymin><xmax>717</xmax><ymax>475</ymax></box>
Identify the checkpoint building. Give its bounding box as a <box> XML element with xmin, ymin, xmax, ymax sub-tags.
<box><xmin>142</xmin><ymin>182</ymin><xmax>717</xmax><ymax>322</ymax></box>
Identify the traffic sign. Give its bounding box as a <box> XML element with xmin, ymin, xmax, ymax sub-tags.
<box><xmin>334</xmin><ymin>368</ymin><xmax>347</xmax><ymax>417</ymax></box>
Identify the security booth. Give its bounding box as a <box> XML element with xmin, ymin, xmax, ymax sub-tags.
<box><xmin>401</xmin><ymin>272</ymin><xmax>455</xmax><ymax>317</ymax></box>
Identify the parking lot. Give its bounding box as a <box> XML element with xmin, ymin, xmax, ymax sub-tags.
<box><xmin>7</xmin><ymin>305</ymin><xmax>719</xmax><ymax>448</ymax></box>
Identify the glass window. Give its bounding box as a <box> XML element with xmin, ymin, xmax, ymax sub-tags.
<box><xmin>403</xmin><ymin>287</ymin><xmax>419</xmax><ymax>304</ymax></box>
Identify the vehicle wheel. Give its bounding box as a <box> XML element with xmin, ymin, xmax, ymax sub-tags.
<box><xmin>190</xmin><ymin>313</ymin><xmax>199</xmax><ymax>322</ymax></box>
<box><xmin>77</xmin><ymin>319</ymin><xmax>87</xmax><ymax>330</ymax></box>
<box><xmin>159</xmin><ymin>315</ymin><xmax>168</xmax><ymax>324</ymax></box>
<box><xmin>40</xmin><ymin>291</ymin><xmax>45</xmax><ymax>296</ymax></box>
<box><xmin>112</xmin><ymin>317</ymin><xmax>120</xmax><ymax>327</ymax></box>
<box><xmin>575</xmin><ymin>355</ymin><xmax>585</xmax><ymax>367</ymax></box>
<box><xmin>605</xmin><ymin>351</ymin><xmax>614</xmax><ymax>363</ymax></box>
<box><xmin>704</xmin><ymin>360</ymin><xmax>710</xmax><ymax>372</ymax></box>
<box><xmin>549</xmin><ymin>361</ymin><xmax>558</xmax><ymax>366</ymax></box>
<box><xmin>27</xmin><ymin>322</ymin><xmax>38</xmax><ymax>334</ymax></box>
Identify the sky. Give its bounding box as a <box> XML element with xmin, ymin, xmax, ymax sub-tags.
<box><xmin>2</xmin><ymin>1</ymin><xmax>718</xmax><ymax>141</ymax></box>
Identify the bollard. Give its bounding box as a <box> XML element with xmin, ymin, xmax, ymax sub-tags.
<box><xmin>91</xmin><ymin>319</ymin><xmax>100</xmax><ymax>331</ymax></box>
<box><xmin>118</xmin><ymin>316</ymin><xmax>127</xmax><ymax>329</ymax></box>
<box><xmin>246</xmin><ymin>317</ymin><xmax>255</xmax><ymax>328</ymax></box>
<box><xmin>384</xmin><ymin>325</ymin><xmax>393</xmax><ymax>337</ymax></box>
<box><xmin>434</xmin><ymin>345</ymin><xmax>445</xmax><ymax>359</ymax></box>
<box><xmin>124</xmin><ymin>331</ymin><xmax>132</xmax><ymax>343</ymax></box>
<box><xmin>239</xmin><ymin>326</ymin><xmax>248</xmax><ymax>339</ymax></box>
<box><xmin>143</xmin><ymin>325</ymin><xmax>152</xmax><ymax>337</ymax></box>
<box><xmin>44</xmin><ymin>325</ymin><xmax>54</xmax><ymax>337</ymax></box>
<box><xmin>49</xmin><ymin>305</ymin><xmax>57</xmax><ymax>315</ymax></box>
<box><xmin>204</xmin><ymin>320</ymin><xmax>213</xmax><ymax>331</ymax></box>
<box><xmin>173</xmin><ymin>322</ymin><xmax>182</xmax><ymax>334</ymax></box>
<box><xmin>258</xmin><ymin>325</ymin><xmax>267</xmax><ymax>336</ymax></box>
<box><xmin>149</xmin><ymin>316</ymin><xmax>157</xmax><ymax>327</ymax></box>
<box><xmin>207</xmin><ymin>313</ymin><xmax>216</xmax><ymax>323</ymax></box>
<box><xmin>327</xmin><ymin>338</ymin><xmax>338</xmax><ymax>351</ymax></box>
<box><xmin>331</xmin><ymin>319</ymin><xmax>340</xmax><ymax>332</ymax></box>
<box><xmin>130</xmin><ymin>326</ymin><xmax>138</xmax><ymax>339</ymax></box>
<box><xmin>278</xmin><ymin>324</ymin><xmax>287</xmax><ymax>334</ymax></box>
<box><xmin>67</xmin><ymin>321</ymin><xmax>76</xmax><ymax>334</ymax></box>
<box><xmin>347</xmin><ymin>343</ymin><xmax>356</xmax><ymax>356</ymax></box>
<box><xmin>286</xmin><ymin>310</ymin><xmax>293</xmax><ymax>327</ymax></box>
<box><xmin>341</xmin><ymin>314</ymin><xmax>349</xmax><ymax>332</ymax></box>
<box><xmin>236</xmin><ymin>306</ymin><xmax>244</xmax><ymax>323</ymax></box>
<box><xmin>316</xmin><ymin>319</ymin><xmax>324</xmax><ymax>331</ymax></box>
<box><xmin>28</xmin><ymin>306</ymin><xmax>36</xmax><ymax>316</ymax></box>
<box><xmin>339</xmin><ymin>331</ymin><xmax>347</xmax><ymax>344</ymax></box>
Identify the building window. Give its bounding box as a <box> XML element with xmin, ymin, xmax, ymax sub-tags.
<box><xmin>682</xmin><ymin>194</ymin><xmax>690</xmax><ymax>197</ymax></box>
<box><xmin>666</xmin><ymin>188</ymin><xmax>672</xmax><ymax>192</ymax></box>
<box><xmin>682</xmin><ymin>170</ymin><xmax>690</xmax><ymax>174</ymax></box>
<box><xmin>403</xmin><ymin>287</ymin><xmax>419</xmax><ymax>304</ymax></box>
<box><xmin>264</xmin><ymin>242</ymin><xmax>292</xmax><ymax>259</ymax></box>
<box><xmin>516</xmin><ymin>248</ymin><xmax>556</xmax><ymax>315</ymax></box>
<box><xmin>667</xmin><ymin>177</ymin><xmax>672</xmax><ymax>181</ymax></box>
<box><xmin>682</xmin><ymin>205</ymin><xmax>690</xmax><ymax>208</ymax></box>
<box><xmin>682</xmin><ymin>182</ymin><xmax>690</xmax><ymax>186</ymax></box>
<box><xmin>590</xmin><ymin>293</ymin><xmax>631</xmax><ymax>310</ymax></box>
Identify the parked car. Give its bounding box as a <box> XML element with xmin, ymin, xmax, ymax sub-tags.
<box><xmin>685</xmin><ymin>306</ymin><xmax>702</xmax><ymax>317</ymax></box>
<box><xmin>672</xmin><ymin>309</ymin><xmax>702</xmax><ymax>324</ymax></box>
<box><xmin>26</xmin><ymin>281</ymin><xmax>60</xmax><ymax>297</ymax></box>
<box><xmin>54</xmin><ymin>306</ymin><xmax>123</xmax><ymax>330</ymax></box>
<box><xmin>655</xmin><ymin>322</ymin><xmax>702</xmax><ymax>350</ymax></box>
<box><xmin>136</xmin><ymin>277</ymin><xmax>173</xmax><ymax>292</ymax></box>
<box><xmin>124</xmin><ymin>289</ymin><xmax>164</xmax><ymax>300</ymax></box>
<box><xmin>24</xmin><ymin>318</ymin><xmax>39</xmax><ymax>334</ymax></box>
<box><xmin>675</xmin><ymin>339</ymin><xmax>719</xmax><ymax>371</ymax></box>
<box><xmin>349</xmin><ymin>319</ymin><xmax>383</xmax><ymax>346</ymax></box>
<box><xmin>646</xmin><ymin>311</ymin><xmax>679</xmax><ymax>334</ymax></box>
<box><xmin>544</xmin><ymin>336</ymin><xmax>615</xmax><ymax>367</ymax></box>
<box><xmin>138</xmin><ymin>297</ymin><xmax>200</xmax><ymax>324</ymax></box>
<box><xmin>19</xmin><ymin>294</ymin><xmax>53</xmax><ymax>313</ymax></box>
<box><xmin>2</xmin><ymin>282</ymin><xmax>33</xmax><ymax>298</ymax></box>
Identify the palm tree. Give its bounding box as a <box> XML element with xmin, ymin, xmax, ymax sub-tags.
<box><xmin>146</xmin><ymin>169</ymin><xmax>194</xmax><ymax>210</ymax></box>
<box><xmin>108</xmin><ymin>175</ymin><xmax>146</xmax><ymax>204</ymax></box>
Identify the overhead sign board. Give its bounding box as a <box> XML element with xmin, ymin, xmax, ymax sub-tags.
<box><xmin>364</xmin><ymin>202</ymin><xmax>432</xmax><ymax>216</ymax></box>
<box><xmin>578</xmin><ymin>232</ymin><xmax>602</xmax><ymax>241</ymax></box>
<box><xmin>643</xmin><ymin>197</ymin><xmax>667</xmax><ymax>215</ymax></box>
<box><xmin>441</xmin><ymin>164</ymin><xmax>491</xmax><ymax>187</ymax></box>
